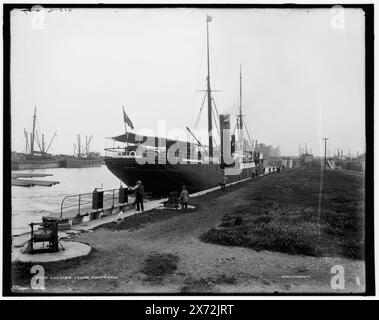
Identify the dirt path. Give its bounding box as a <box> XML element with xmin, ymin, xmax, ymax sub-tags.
<box><xmin>13</xmin><ymin>175</ymin><xmax>365</xmax><ymax>294</ymax></box>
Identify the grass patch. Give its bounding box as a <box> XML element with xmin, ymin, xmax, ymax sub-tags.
<box><xmin>181</xmin><ymin>274</ymin><xmax>237</xmax><ymax>293</ymax></box>
<box><xmin>201</xmin><ymin>166</ymin><xmax>365</xmax><ymax>259</ymax></box>
<box><xmin>340</xmin><ymin>238</ymin><xmax>364</xmax><ymax>260</ymax></box>
<box><xmin>96</xmin><ymin>207</ymin><xmax>197</xmax><ymax>232</ymax></box>
<box><xmin>213</xmin><ymin>274</ymin><xmax>237</xmax><ymax>285</ymax></box>
<box><xmin>202</xmin><ymin>218</ymin><xmax>319</xmax><ymax>256</ymax></box>
<box><xmin>141</xmin><ymin>253</ymin><xmax>179</xmax><ymax>283</ymax></box>
<box><xmin>181</xmin><ymin>278</ymin><xmax>215</xmax><ymax>293</ymax></box>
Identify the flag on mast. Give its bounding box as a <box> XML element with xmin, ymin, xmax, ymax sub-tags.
<box><xmin>206</xmin><ymin>15</ymin><xmax>212</xmax><ymax>23</ymax></box>
<box><xmin>122</xmin><ymin>106</ymin><xmax>134</xmax><ymax>130</ymax></box>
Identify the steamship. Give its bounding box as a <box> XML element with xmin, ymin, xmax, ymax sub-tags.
<box><xmin>104</xmin><ymin>16</ymin><xmax>263</xmax><ymax>195</ymax></box>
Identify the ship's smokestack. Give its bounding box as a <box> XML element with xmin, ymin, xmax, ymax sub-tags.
<box><xmin>220</xmin><ymin>114</ymin><xmax>233</xmax><ymax>166</ymax></box>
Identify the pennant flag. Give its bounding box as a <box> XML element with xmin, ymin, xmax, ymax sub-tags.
<box><xmin>206</xmin><ymin>15</ymin><xmax>212</xmax><ymax>23</ymax></box>
<box><xmin>122</xmin><ymin>106</ymin><xmax>134</xmax><ymax>130</ymax></box>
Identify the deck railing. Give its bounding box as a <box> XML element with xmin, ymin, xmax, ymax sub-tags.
<box><xmin>59</xmin><ymin>188</ymin><xmax>129</xmax><ymax>219</ymax></box>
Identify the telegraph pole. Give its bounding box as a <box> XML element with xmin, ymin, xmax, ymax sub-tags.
<box><xmin>322</xmin><ymin>138</ymin><xmax>329</xmax><ymax>171</ymax></box>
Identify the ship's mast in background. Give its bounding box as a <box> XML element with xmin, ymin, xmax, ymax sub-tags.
<box><xmin>206</xmin><ymin>15</ymin><xmax>213</xmax><ymax>159</ymax></box>
<box><xmin>238</xmin><ymin>65</ymin><xmax>244</xmax><ymax>151</ymax></box>
<box><xmin>24</xmin><ymin>129</ymin><xmax>29</xmax><ymax>154</ymax></box>
<box><xmin>31</xmin><ymin>106</ymin><xmax>36</xmax><ymax>155</ymax></box>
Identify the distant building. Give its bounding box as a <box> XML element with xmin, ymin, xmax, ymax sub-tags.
<box><xmin>254</xmin><ymin>142</ymin><xmax>280</xmax><ymax>160</ymax></box>
<box><xmin>357</xmin><ymin>153</ymin><xmax>366</xmax><ymax>161</ymax></box>
<box><xmin>300</xmin><ymin>153</ymin><xmax>313</xmax><ymax>165</ymax></box>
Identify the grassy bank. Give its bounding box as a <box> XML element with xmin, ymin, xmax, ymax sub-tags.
<box><xmin>201</xmin><ymin>166</ymin><xmax>365</xmax><ymax>259</ymax></box>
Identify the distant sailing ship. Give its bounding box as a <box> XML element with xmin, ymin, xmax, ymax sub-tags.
<box><xmin>12</xmin><ymin>107</ymin><xmax>63</xmax><ymax>170</ymax></box>
<box><xmin>64</xmin><ymin>134</ymin><xmax>103</xmax><ymax>168</ymax></box>
<box><xmin>12</xmin><ymin>108</ymin><xmax>103</xmax><ymax>170</ymax></box>
<box><xmin>104</xmin><ymin>16</ymin><xmax>263</xmax><ymax>195</ymax></box>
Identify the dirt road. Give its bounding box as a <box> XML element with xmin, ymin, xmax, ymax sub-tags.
<box><xmin>12</xmin><ymin>173</ymin><xmax>365</xmax><ymax>294</ymax></box>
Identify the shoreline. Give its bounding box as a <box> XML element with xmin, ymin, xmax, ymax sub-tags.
<box><xmin>11</xmin><ymin>169</ymin><xmax>269</xmax><ymax>239</ymax></box>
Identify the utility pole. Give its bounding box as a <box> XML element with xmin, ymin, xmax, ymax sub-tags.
<box><xmin>322</xmin><ymin>138</ymin><xmax>329</xmax><ymax>171</ymax></box>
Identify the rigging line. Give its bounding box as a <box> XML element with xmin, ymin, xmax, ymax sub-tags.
<box><xmin>211</xmin><ymin>97</ymin><xmax>221</xmax><ymax>144</ymax></box>
<box><xmin>192</xmin><ymin>37</ymin><xmax>206</xmax><ymax>127</ymax></box>
<box><xmin>212</xmin><ymin>103</ymin><xmax>220</xmax><ymax>133</ymax></box>
<box><xmin>211</xmin><ymin>106</ymin><xmax>220</xmax><ymax>139</ymax></box>
<box><xmin>243</xmin><ymin>118</ymin><xmax>254</xmax><ymax>147</ymax></box>
<box><xmin>211</xmin><ymin>114</ymin><xmax>220</xmax><ymax>151</ymax></box>
<box><xmin>35</xmin><ymin>116</ymin><xmax>49</xmax><ymax>151</ymax></box>
<box><xmin>232</xmin><ymin>121</ymin><xmax>238</xmax><ymax>136</ymax></box>
<box><xmin>194</xmin><ymin>91</ymin><xmax>206</xmax><ymax>129</ymax></box>
<box><xmin>213</xmin><ymin>138</ymin><xmax>218</xmax><ymax>148</ymax></box>
<box><xmin>45</xmin><ymin>132</ymin><xmax>57</xmax><ymax>153</ymax></box>
<box><xmin>193</xmin><ymin>91</ymin><xmax>207</xmax><ymax>130</ymax></box>
<box><xmin>34</xmin><ymin>130</ymin><xmax>43</xmax><ymax>152</ymax></box>
<box><xmin>211</xmin><ymin>97</ymin><xmax>220</xmax><ymax>119</ymax></box>
<box><xmin>34</xmin><ymin>117</ymin><xmax>40</xmax><ymax>144</ymax></box>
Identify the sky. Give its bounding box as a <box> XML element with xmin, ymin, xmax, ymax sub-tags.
<box><xmin>10</xmin><ymin>7</ymin><xmax>366</xmax><ymax>156</ymax></box>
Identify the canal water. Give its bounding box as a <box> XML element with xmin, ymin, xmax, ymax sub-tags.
<box><xmin>11</xmin><ymin>165</ymin><xmax>122</xmax><ymax>236</ymax></box>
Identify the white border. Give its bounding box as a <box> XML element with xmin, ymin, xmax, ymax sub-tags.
<box><xmin>1</xmin><ymin>0</ymin><xmax>376</xmax><ymax>299</ymax></box>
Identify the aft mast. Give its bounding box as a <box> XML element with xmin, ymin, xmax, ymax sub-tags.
<box><xmin>206</xmin><ymin>15</ymin><xmax>213</xmax><ymax>159</ymax></box>
<box><xmin>238</xmin><ymin>65</ymin><xmax>244</xmax><ymax>152</ymax></box>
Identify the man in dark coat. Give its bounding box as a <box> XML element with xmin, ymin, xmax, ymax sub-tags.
<box><xmin>134</xmin><ymin>180</ymin><xmax>144</xmax><ymax>211</ymax></box>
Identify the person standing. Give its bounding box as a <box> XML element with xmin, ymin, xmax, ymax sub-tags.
<box><xmin>179</xmin><ymin>185</ymin><xmax>189</xmax><ymax>213</ymax></box>
<box><xmin>133</xmin><ymin>180</ymin><xmax>144</xmax><ymax>212</ymax></box>
<box><xmin>219</xmin><ymin>176</ymin><xmax>228</xmax><ymax>192</ymax></box>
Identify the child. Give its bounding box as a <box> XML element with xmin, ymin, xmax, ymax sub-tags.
<box><xmin>220</xmin><ymin>176</ymin><xmax>228</xmax><ymax>192</ymax></box>
<box><xmin>179</xmin><ymin>185</ymin><xmax>189</xmax><ymax>213</ymax></box>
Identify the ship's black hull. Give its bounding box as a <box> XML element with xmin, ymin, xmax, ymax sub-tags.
<box><xmin>104</xmin><ymin>157</ymin><xmax>257</xmax><ymax>195</ymax></box>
